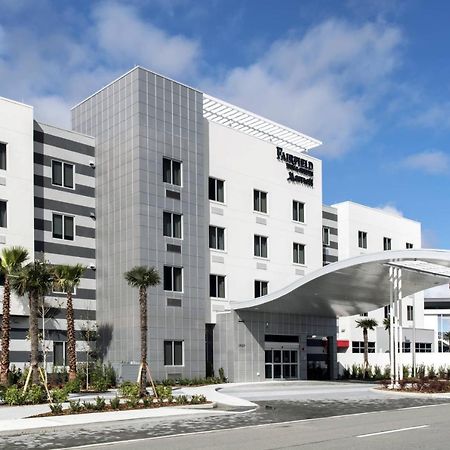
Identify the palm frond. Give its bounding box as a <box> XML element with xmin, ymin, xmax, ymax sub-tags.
<box><xmin>124</xmin><ymin>266</ymin><xmax>161</xmax><ymax>289</ymax></box>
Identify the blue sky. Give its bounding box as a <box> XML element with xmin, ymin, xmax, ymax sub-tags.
<box><xmin>1</xmin><ymin>0</ymin><xmax>449</xmax><ymax>248</ymax></box>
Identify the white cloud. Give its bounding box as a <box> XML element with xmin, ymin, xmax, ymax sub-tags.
<box><xmin>376</xmin><ymin>203</ymin><xmax>404</xmax><ymax>217</ymax></box>
<box><xmin>203</xmin><ymin>19</ymin><xmax>402</xmax><ymax>157</ymax></box>
<box><xmin>0</xmin><ymin>2</ymin><xmax>200</xmax><ymax>127</ymax></box>
<box><xmin>401</xmin><ymin>150</ymin><xmax>449</xmax><ymax>175</ymax></box>
<box><xmin>92</xmin><ymin>2</ymin><xmax>200</xmax><ymax>78</ymax></box>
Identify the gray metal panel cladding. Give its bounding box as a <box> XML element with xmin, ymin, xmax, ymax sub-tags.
<box><xmin>71</xmin><ymin>67</ymin><xmax>207</xmax><ymax>379</ymax></box>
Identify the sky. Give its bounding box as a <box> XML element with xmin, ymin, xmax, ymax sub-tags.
<box><xmin>1</xmin><ymin>0</ymin><xmax>449</xmax><ymax>251</ymax></box>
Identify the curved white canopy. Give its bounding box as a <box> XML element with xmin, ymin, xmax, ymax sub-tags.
<box><xmin>231</xmin><ymin>249</ymin><xmax>450</xmax><ymax>318</ymax></box>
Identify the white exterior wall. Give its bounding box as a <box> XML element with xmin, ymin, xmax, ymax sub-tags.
<box><xmin>333</xmin><ymin>201</ymin><xmax>429</xmax><ymax>359</ymax></box>
<box><xmin>207</xmin><ymin>121</ymin><xmax>323</xmax><ymax>320</ymax></box>
<box><xmin>0</xmin><ymin>98</ymin><xmax>35</xmax><ymax>316</ymax></box>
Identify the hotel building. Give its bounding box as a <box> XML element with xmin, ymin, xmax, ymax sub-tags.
<box><xmin>1</xmin><ymin>66</ymin><xmax>448</xmax><ymax>381</ymax></box>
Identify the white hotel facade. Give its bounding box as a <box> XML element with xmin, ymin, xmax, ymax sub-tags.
<box><xmin>0</xmin><ymin>66</ymin><xmax>448</xmax><ymax>381</ymax></box>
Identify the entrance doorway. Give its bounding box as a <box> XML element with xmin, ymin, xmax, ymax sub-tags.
<box><xmin>264</xmin><ymin>348</ymin><xmax>299</xmax><ymax>380</ymax></box>
<box><xmin>306</xmin><ymin>336</ymin><xmax>331</xmax><ymax>380</ymax></box>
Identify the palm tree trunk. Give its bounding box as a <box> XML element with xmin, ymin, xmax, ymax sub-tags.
<box><xmin>0</xmin><ymin>278</ymin><xmax>11</xmax><ymax>384</ymax></box>
<box><xmin>29</xmin><ymin>293</ymin><xmax>40</xmax><ymax>385</ymax></box>
<box><xmin>363</xmin><ymin>328</ymin><xmax>368</xmax><ymax>377</ymax></box>
<box><xmin>139</xmin><ymin>286</ymin><xmax>148</xmax><ymax>395</ymax></box>
<box><xmin>66</xmin><ymin>291</ymin><xmax>77</xmax><ymax>381</ymax></box>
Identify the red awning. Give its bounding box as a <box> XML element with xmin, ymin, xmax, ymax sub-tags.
<box><xmin>337</xmin><ymin>340</ymin><xmax>350</xmax><ymax>348</ymax></box>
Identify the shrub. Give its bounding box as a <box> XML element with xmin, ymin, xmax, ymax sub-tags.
<box><xmin>119</xmin><ymin>381</ymin><xmax>140</xmax><ymax>399</ymax></box>
<box><xmin>428</xmin><ymin>365</ymin><xmax>436</xmax><ymax>379</ymax></box>
<box><xmin>93</xmin><ymin>396</ymin><xmax>106</xmax><ymax>411</ymax></box>
<box><xmin>383</xmin><ymin>366</ymin><xmax>391</xmax><ymax>379</ymax></box>
<box><xmin>155</xmin><ymin>385</ymin><xmax>172</xmax><ymax>400</ymax></box>
<box><xmin>402</xmin><ymin>365</ymin><xmax>410</xmax><ymax>379</ymax></box>
<box><xmin>190</xmin><ymin>394</ymin><xmax>206</xmax><ymax>405</ymax></box>
<box><xmin>93</xmin><ymin>377</ymin><xmax>108</xmax><ymax>393</ymax></box>
<box><xmin>125</xmin><ymin>397</ymin><xmax>140</xmax><ymax>408</ymax></box>
<box><xmin>25</xmin><ymin>385</ymin><xmax>46</xmax><ymax>404</ymax></box>
<box><xmin>0</xmin><ymin>384</ymin><xmax>6</xmax><ymax>402</ymax></box>
<box><xmin>110</xmin><ymin>396</ymin><xmax>121</xmax><ymax>410</ymax></box>
<box><xmin>350</xmin><ymin>364</ymin><xmax>358</xmax><ymax>379</ymax></box>
<box><xmin>64</xmin><ymin>379</ymin><xmax>81</xmax><ymax>394</ymax></box>
<box><xmin>142</xmin><ymin>396</ymin><xmax>152</xmax><ymax>407</ymax></box>
<box><xmin>175</xmin><ymin>395</ymin><xmax>188</xmax><ymax>405</ymax></box>
<box><xmin>342</xmin><ymin>366</ymin><xmax>350</xmax><ymax>379</ymax></box>
<box><xmin>7</xmin><ymin>366</ymin><xmax>22</xmax><ymax>387</ymax></box>
<box><xmin>49</xmin><ymin>403</ymin><xmax>63</xmax><ymax>415</ymax></box>
<box><xmin>83</xmin><ymin>401</ymin><xmax>94</xmax><ymax>411</ymax></box>
<box><xmin>218</xmin><ymin>367</ymin><xmax>227</xmax><ymax>383</ymax></box>
<box><xmin>103</xmin><ymin>363</ymin><xmax>117</xmax><ymax>388</ymax></box>
<box><xmin>69</xmin><ymin>400</ymin><xmax>82</xmax><ymax>413</ymax></box>
<box><xmin>4</xmin><ymin>386</ymin><xmax>25</xmax><ymax>405</ymax></box>
<box><xmin>417</xmin><ymin>364</ymin><xmax>426</xmax><ymax>379</ymax></box>
<box><xmin>438</xmin><ymin>366</ymin><xmax>447</xmax><ymax>379</ymax></box>
<box><xmin>373</xmin><ymin>365</ymin><xmax>383</xmax><ymax>380</ymax></box>
<box><xmin>51</xmin><ymin>388</ymin><xmax>69</xmax><ymax>403</ymax></box>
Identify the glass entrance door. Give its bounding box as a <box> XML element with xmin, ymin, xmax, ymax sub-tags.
<box><xmin>265</xmin><ymin>349</ymin><xmax>298</xmax><ymax>380</ymax></box>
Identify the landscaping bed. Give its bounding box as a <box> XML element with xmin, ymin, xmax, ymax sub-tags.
<box><xmin>30</xmin><ymin>394</ymin><xmax>210</xmax><ymax>418</ymax></box>
<box><xmin>379</xmin><ymin>377</ymin><xmax>450</xmax><ymax>393</ymax></box>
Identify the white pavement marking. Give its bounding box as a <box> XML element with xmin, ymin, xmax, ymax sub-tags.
<box><xmin>59</xmin><ymin>404</ymin><xmax>447</xmax><ymax>450</ymax></box>
<box><xmin>357</xmin><ymin>424</ymin><xmax>429</xmax><ymax>438</ymax></box>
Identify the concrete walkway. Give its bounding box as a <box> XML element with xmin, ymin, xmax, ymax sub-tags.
<box><xmin>0</xmin><ymin>383</ymin><xmax>255</xmax><ymax>435</ymax></box>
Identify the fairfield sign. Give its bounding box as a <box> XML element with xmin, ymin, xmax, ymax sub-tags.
<box><xmin>276</xmin><ymin>146</ymin><xmax>314</xmax><ymax>187</ymax></box>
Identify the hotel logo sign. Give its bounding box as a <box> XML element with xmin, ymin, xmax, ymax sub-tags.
<box><xmin>276</xmin><ymin>146</ymin><xmax>314</xmax><ymax>187</ymax></box>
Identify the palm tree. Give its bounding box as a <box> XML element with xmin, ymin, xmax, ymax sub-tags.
<box><xmin>356</xmin><ymin>317</ymin><xmax>378</xmax><ymax>377</ymax></box>
<box><xmin>52</xmin><ymin>264</ymin><xmax>85</xmax><ymax>381</ymax></box>
<box><xmin>124</xmin><ymin>266</ymin><xmax>160</xmax><ymax>395</ymax></box>
<box><xmin>11</xmin><ymin>261</ymin><xmax>52</xmax><ymax>385</ymax></box>
<box><xmin>0</xmin><ymin>246</ymin><xmax>29</xmax><ymax>385</ymax></box>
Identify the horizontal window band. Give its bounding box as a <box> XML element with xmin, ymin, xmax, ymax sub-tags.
<box><xmin>35</xmin><ymin>241</ymin><xmax>95</xmax><ymax>259</ymax></box>
<box><xmin>34</xmin><ymin>197</ymin><xmax>95</xmax><ymax>218</ymax></box>
<box><xmin>9</xmin><ymin>350</ymin><xmax>92</xmax><ymax>364</ymax></box>
<box><xmin>34</xmin><ymin>219</ymin><xmax>95</xmax><ymax>239</ymax></box>
<box><xmin>34</xmin><ymin>153</ymin><xmax>95</xmax><ymax>178</ymax></box>
<box><xmin>49</xmin><ymin>288</ymin><xmax>96</xmax><ymax>299</ymax></box>
<box><xmin>34</xmin><ymin>130</ymin><xmax>95</xmax><ymax>157</ymax></box>
<box><xmin>322</xmin><ymin>211</ymin><xmax>338</xmax><ymax>222</ymax></box>
<box><xmin>34</xmin><ymin>175</ymin><xmax>95</xmax><ymax>198</ymax></box>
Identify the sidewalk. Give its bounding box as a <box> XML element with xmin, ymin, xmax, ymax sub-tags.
<box><xmin>0</xmin><ymin>383</ymin><xmax>256</xmax><ymax>435</ymax></box>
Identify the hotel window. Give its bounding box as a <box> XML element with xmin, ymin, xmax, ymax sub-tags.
<box><xmin>415</xmin><ymin>342</ymin><xmax>431</xmax><ymax>353</ymax></box>
<box><xmin>384</xmin><ymin>305</ymin><xmax>390</xmax><ymax>319</ymax></box>
<box><xmin>53</xmin><ymin>341</ymin><xmax>67</xmax><ymax>366</ymax></box>
<box><xmin>254</xmin><ymin>235</ymin><xmax>268</xmax><ymax>258</ymax></box>
<box><xmin>163</xmin><ymin>266</ymin><xmax>183</xmax><ymax>292</ymax></box>
<box><xmin>398</xmin><ymin>342</ymin><xmax>411</xmax><ymax>353</ymax></box>
<box><xmin>383</xmin><ymin>237</ymin><xmax>392</xmax><ymax>251</ymax></box>
<box><xmin>209</xmin><ymin>226</ymin><xmax>225</xmax><ymax>250</ymax></box>
<box><xmin>253</xmin><ymin>189</ymin><xmax>267</xmax><ymax>213</ymax></box>
<box><xmin>358</xmin><ymin>231</ymin><xmax>367</xmax><ymax>249</ymax></box>
<box><xmin>406</xmin><ymin>242</ymin><xmax>413</xmax><ymax>249</ymax></box>
<box><xmin>0</xmin><ymin>201</ymin><xmax>6</xmax><ymax>228</ymax></box>
<box><xmin>210</xmin><ymin>274</ymin><xmax>225</xmax><ymax>298</ymax></box>
<box><xmin>163</xmin><ymin>157</ymin><xmax>182</xmax><ymax>186</ymax></box>
<box><xmin>164</xmin><ymin>340</ymin><xmax>183</xmax><ymax>366</ymax></box>
<box><xmin>323</xmin><ymin>227</ymin><xmax>330</xmax><ymax>246</ymax></box>
<box><xmin>52</xmin><ymin>213</ymin><xmax>74</xmax><ymax>240</ymax></box>
<box><xmin>52</xmin><ymin>160</ymin><xmax>74</xmax><ymax>189</ymax></box>
<box><xmin>163</xmin><ymin>212</ymin><xmax>182</xmax><ymax>238</ymax></box>
<box><xmin>209</xmin><ymin>177</ymin><xmax>224</xmax><ymax>203</ymax></box>
<box><xmin>407</xmin><ymin>305</ymin><xmax>414</xmax><ymax>321</ymax></box>
<box><xmin>0</xmin><ymin>142</ymin><xmax>6</xmax><ymax>170</ymax></box>
<box><xmin>292</xmin><ymin>201</ymin><xmax>305</xmax><ymax>223</ymax></box>
<box><xmin>293</xmin><ymin>243</ymin><xmax>305</xmax><ymax>265</ymax></box>
<box><xmin>360</xmin><ymin>312</ymin><xmax>368</xmax><ymax>317</ymax></box>
<box><xmin>254</xmin><ymin>280</ymin><xmax>268</xmax><ymax>298</ymax></box>
<box><xmin>352</xmin><ymin>341</ymin><xmax>375</xmax><ymax>353</ymax></box>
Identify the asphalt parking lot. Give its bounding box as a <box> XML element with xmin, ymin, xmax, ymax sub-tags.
<box><xmin>2</xmin><ymin>381</ymin><xmax>450</xmax><ymax>449</ymax></box>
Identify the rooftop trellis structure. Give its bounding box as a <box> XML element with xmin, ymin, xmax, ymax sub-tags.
<box><xmin>203</xmin><ymin>94</ymin><xmax>322</xmax><ymax>153</ymax></box>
